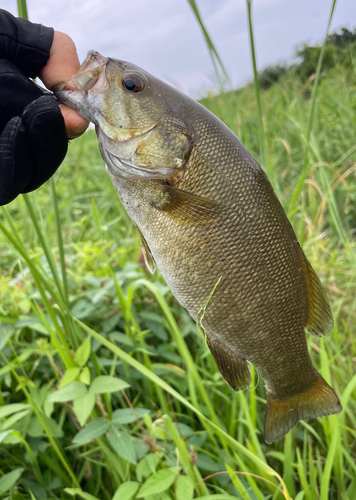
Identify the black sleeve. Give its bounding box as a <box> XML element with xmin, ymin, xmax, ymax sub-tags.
<box><xmin>0</xmin><ymin>10</ymin><xmax>67</xmax><ymax>206</ymax></box>
<box><xmin>0</xmin><ymin>9</ymin><xmax>54</xmax><ymax>77</ymax></box>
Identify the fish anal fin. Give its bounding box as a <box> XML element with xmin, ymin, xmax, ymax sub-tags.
<box><xmin>206</xmin><ymin>336</ymin><xmax>251</xmax><ymax>391</ymax></box>
<box><xmin>300</xmin><ymin>253</ymin><xmax>333</xmax><ymax>336</ymax></box>
<box><xmin>137</xmin><ymin>228</ymin><xmax>156</xmax><ymax>274</ymax></box>
<box><xmin>153</xmin><ymin>184</ymin><xmax>222</xmax><ymax>224</ymax></box>
<box><xmin>264</xmin><ymin>373</ymin><xmax>342</xmax><ymax>444</ymax></box>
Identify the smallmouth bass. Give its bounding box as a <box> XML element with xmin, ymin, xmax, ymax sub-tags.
<box><xmin>55</xmin><ymin>51</ymin><xmax>342</xmax><ymax>443</ymax></box>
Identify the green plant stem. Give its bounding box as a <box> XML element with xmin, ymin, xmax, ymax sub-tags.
<box><xmin>73</xmin><ymin>316</ymin><xmax>291</xmax><ymax>498</ymax></box>
<box><xmin>246</xmin><ymin>0</ymin><xmax>267</xmax><ymax>172</ymax></box>
<box><xmin>288</xmin><ymin>0</ymin><xmax>338</xmax><ymax>213</ymax></box>
<box><xmin>51</xmin><ymin>179</ymin><xmax>69</xmax><ymax>305</ymax></box>
<box><xmin>0</xmin><ymin>351</ymin><xmax>79</xmax><ymax>487</ymax></box>
<box><xmin>17</xmin><ymin>0</ymin><xmax>29</xmax><ymax>19</ymax></box>
<box><xmin>186</xmin><ymin>0</ymin><xmax>230</xmax><ymax>88</ymax></box>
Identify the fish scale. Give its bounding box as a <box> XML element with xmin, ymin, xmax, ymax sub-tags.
<box><xmin>55</xmin><ymin>50</ymin><xmax>342</xmax><ymax>443</ymax></box>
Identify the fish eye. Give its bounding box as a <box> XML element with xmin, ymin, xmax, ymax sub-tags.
<box><xmin>122</xmin><ymin>73</ymin><xmax>145</xmax><ymax>93</ymax></box>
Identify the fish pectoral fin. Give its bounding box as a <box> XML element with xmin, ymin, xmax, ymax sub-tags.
<box><xmin>301</xmin><ymin>253</ymin><xmax>333</xmax><ymax>336</ymax></box>
<box><xmin>153</xmin><ymin>185</ymin><xmax>222</xmax><ymax>224</ymax></box>
<box><xmin>206</xmin><ymin>336</ymin><xmax>251</xmax><ymax>391</ymax></box>
<box><xmin>137</xmin><ymin>228</ymin><xmax>156</xmax><ymax>274</ymax></box>
<box><xmin>264</xmin><ymin>373</ymin><xmax>342</xmax><ymax>444</ymax></box>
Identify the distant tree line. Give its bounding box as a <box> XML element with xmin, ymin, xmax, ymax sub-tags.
<box><xmin>259</xmin><ymin>27</ymin><xmax>356</xmax><ymax>89</ymax></box>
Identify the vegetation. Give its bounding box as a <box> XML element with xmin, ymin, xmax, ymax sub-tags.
<box><xmin>259</xmin><ymin>27</ymin><xmax>356</xmax><ymax>89</ymax></box>
<box><xmin>1</xmin><ymin>3</ymin><xmax>356</xmax><ymax>500</ymax></box>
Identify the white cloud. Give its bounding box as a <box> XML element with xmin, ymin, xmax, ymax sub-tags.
<box><xmin>2</xmin><ymin>0</ymin><xmax>356</xmax><ymax>94</ymax></box>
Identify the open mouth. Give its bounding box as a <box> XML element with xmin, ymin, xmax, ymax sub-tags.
<box><xmin>54</xmin><ymin>51</ymin><xmax>108</xmax><ymax>94</ymax></box>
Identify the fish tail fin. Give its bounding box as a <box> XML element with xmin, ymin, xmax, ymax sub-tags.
<box><xmin>264</xmin><ymin>373</ymin><xmax>342</xmax><ymax>444</ymax></box>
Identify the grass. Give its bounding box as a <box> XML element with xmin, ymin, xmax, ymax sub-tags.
<box><xmin>1</xmin><ymin>2</ymin><xmax>356</xmax><ymax>499</ymax></box>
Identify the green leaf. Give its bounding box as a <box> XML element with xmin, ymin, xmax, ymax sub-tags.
<box><xmin>59</xmin><ymin>368</ymin><xmax>81</xmax><ymax>388</ymax></box>
<box><xmin>173</xmin><ymin>423</ymin><xmax>195</xmax><ymax>437</ymax></box>
<box><xmin>89</xmin><ymin>376</ymin><xmax>130</xmax><ymax>394</ymax></box>
<box><xmin>15</xmin><ymin>317</ymin><xmax>49</xmax><ymax>334</ymax></box>
<box><xmin>72</xmin><ymin>418</ymin><xmax>110</xmax><ymax>444</ymax></box>
<box><xmin>73</xmin><ymin>392</ymin><xmax>96</xmax><ymax>426</ymax></box>
<box><xmin>112</xmin><ymin>481</ymin><xmax>139</xmax><ymax>500</ymax></box>
<box><xmin>48</xmin><ymin>381</ymin><xmax>87</xmax><ymax>402</ymax></box>
<box><xmin>110</xmin><ymin>332</ymin><xmax>134</xmax><ymax>347</ymax></box>
<box><xmin>44</xmin><ymin>399</ymin><xmax>54</xmax><ymax>418</ymax></box>
<box><xmin>112</xmin><ymin>407</ymin><xmax>150</xmax><ymax>424</ymax></box>
<box><xmin>79</xmin><ymin>367</ymin><xmax>91</xmax><ymax>385</ymax></box>
<box><xmin>28</xmin><ymin>415</ymin><xmax>63</xmax><ymax>438</ymax></box>
<box><xmin>64</xmin><ymin>488</ymin><xmax>100</xmax><ymax>500</ymax></box>
<box><xmin>144</xmin><ymin>493</ymin><xmax>170</xmax><ymax>500</ymax></box>
<box><xmin>136</xmin><ymin>453</ymin><xmax>160</xmax><ymax>482</ymax></box>
<box><xmin>295</xmin><ymin>493</ymin><xmax>305</xmax><ymax>500</ymax></box>
<box><xmin>0</xmin><ymin>324</ymin><xmax>14</xmax><ymax>350</ymax></box>
<box><xmin>75</xmin><ymin>338</ymin><xmax>91</xmax><ymax>367</ymax></box>
<box><xmin>137</xmin><ymin>469</ymin><xmax>175</xmax><ymax>498</ymax></box>
<box><xmin>0</xmin><ymin>468</ymin><xmax>24</xmax><ymax>495</ymax></box>
<box><xmin>0</xmin><ymin>430</ymin><xmax>12</xmax><ymax>443</ymax></box>
<box><xmin>0</xmin><ymin>403</ymin><xmax>31</xmax><ymax>418</ymax></box>
<box><xmin>0</xmin><ymin>403</ymin><xmax>31</xmax><ymax>419</ymax></box>
<box><xmin>176</xmin><ymin>475</ymin><xmax>194</xmax><ymax>500</ymax></box>
<box><xmin>108</xmin><ymin>427</ymin><xmax>136</xmax><ymax>465</ymax></box>
<box><xmin>197</xmin><ymin>454</ymin><xmax>225</xmax><ymax>472</ymax></box>
<box><xmin>29</xmin><ymin>490</ymin><xmax>38</xmax><ymax>500</ymax></box>
<box><xmin>1</xmin><ymin>409</ymin><xmax>31</xmax><ymax>430</ymax></box>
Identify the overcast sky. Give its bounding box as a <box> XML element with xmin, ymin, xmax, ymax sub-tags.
<box><xmin>3</xmin><ymin>0</ymin><xmax>356</xmax><ymax>95</ymax></box>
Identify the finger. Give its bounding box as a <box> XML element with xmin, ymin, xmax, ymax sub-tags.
<box><xmin>39</xmin><ymin>31</ymin><xmax>81</xmax><ymax>90</ymax></box>
<box><xmin>21</xmin><ymin>95</ymin><xmax>68</xmax><ymax>192</ymax></box>
<box><xmin>59</xmin><ymin>104</ymin><xmax>89</xmax><ymax>139</ymax></box>
<box><xmin>0</xmin><ymin>60</ymin><xmax>43</xmax><ymax>133</ymax></box>
<box><xmin>0</xmin><ymin>116</ymin><xmax>33</xmax><ymax>205</ymax></box>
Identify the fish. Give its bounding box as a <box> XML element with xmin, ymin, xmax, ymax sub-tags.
<box><xmin>55</xmin><ymin>50</ymin><xmax>342</xmax><ymax>443</ymax></box>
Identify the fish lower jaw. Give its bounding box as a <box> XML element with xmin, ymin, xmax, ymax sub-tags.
<box><xmin>101</xmin><ymin>120</ymin><xmax>161</xmax><ymax>144</ymax></box>
<box><xmin>54</xmin><ymin>81</ymin><xmax>77</xmax><ymax>93</ymax></box>
<box><xmin>54</xmin><ymin>88</ymin><xmax>88</xmax><ymax>115</ymax></box>
<box><xmin>105</xmin><ymin>155</ymin><xmax>175</xmax><ymax>181</ymax></box>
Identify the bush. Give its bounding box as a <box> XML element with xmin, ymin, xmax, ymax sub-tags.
<box><xmin>259</xmin><ymin>64</ymin><xmax>288</xmax><ymax>89</ymax></box>
<box><xmin>258</xmin><ymin>26</ymin><xmax>356</xmax><ymax>88</ymax></box>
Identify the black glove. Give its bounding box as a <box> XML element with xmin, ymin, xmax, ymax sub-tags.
<box><xmin>0</xmin><ymin>59</ymin><xmax>68</xmax><ymax>205</ymax></box>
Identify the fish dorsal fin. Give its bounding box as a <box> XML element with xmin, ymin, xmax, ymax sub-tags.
<box><xmin>153</xmin><ymin>185</ymin><xmax>222</xmax><ymax>224</ymax></box>
<box><xmin>301</xmin><ymin>253</ymin><xmax>333</xmax><ymax>336</ymax></box>
<box><xmin>137</xmin><ymin>228</ymin><xmax>156</xmax><ymax>274</ymax></box>
<box><xmin>206</xmin><ymin>335</ymin><xmax>251</xmax><ymax>391</ymax></box>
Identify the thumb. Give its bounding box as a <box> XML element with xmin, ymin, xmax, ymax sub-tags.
<box><xmin>60</xmin><ymin>104</ymin><xmax>89</xmax><ymax>139</ymax></box>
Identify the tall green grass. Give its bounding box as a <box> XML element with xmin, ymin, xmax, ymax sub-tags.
<box><xmin>0</xmin><ymin>1</ymin><xmax>356</xmax><ymax>499</ymax></box>
<box><xmin>186</xmin><ymin>0</ymin><xmax>230</xmax><ymax>88</ymax></box>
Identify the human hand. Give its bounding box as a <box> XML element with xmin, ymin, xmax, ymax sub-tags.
<box><xmin>0</xmin><ymin>60</ymin><xmax>69</xmax><ymax>205</ymax></box>
<box><xmin>0</xmin><ymin>18</ymin><xmax>88</xmax><ymax>205</ymax></box>
<box><xmin>39</xmin><ymin>31</ymin><xmax>89</xmax><ymax>139</ymax></box>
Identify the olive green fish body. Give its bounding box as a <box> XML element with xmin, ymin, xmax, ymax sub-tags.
<box><xmin>55</xmin><ymin>51</ymin><xmax>342</xmax><ymax>443</ymax></box>
<box><xmin>110</xmin><ymin>105</ymin><xmax>315</xmax><ymax>396</ymax></box>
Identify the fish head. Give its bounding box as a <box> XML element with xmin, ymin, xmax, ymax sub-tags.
<box><xmin>54</xmin><ymin>51</ymin><xmax>192</xmax><ymax>180</ymax></box>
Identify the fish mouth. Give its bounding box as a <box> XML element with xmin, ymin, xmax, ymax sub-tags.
<box><xmin>54</xmin><ymin>50</ymin><xmax>108</xmax><ymax>94</ymax></box>
<box><xmin>53</xmin><ymin>51</ymin><xmax>110</xmax><ymax>124</ymax></box>
<box><xmin>54</xmin><ymin>50</ymin><xmax>162</xmax><ymax>143</ymax></box>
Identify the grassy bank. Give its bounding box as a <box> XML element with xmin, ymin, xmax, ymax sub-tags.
<box><xmin>1</xmin><ymin>38</ymin><xmax>356</xmax><ymax>500</ymax></box>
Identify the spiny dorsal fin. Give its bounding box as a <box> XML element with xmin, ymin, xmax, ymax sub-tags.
<box><xmin>301</xmin><ymin>253</ymin><xmax>333</xmax><ymax>336</ymax></box>
<box><xmin>137</xmin><ymin>228</ymin><xmax>156</xmax><ymax>274</ymax></box>
<box><xmin>206</xmin><ymin>336</ymin><xmax>251</xmax><ymax>391</ymax></box>
<box><xmin>153</xmin><ymin>185</ymin><xmax>222</xmax><ymax>224</ymax></box>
